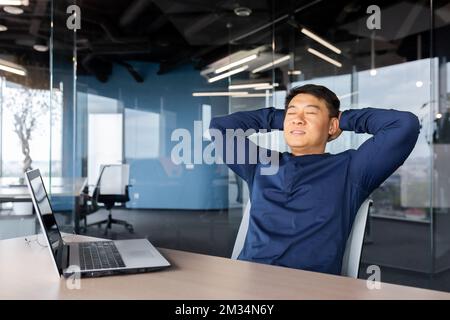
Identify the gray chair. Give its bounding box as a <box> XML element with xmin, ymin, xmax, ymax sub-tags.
<box><xmin>231</xmin><ymin>199</ymin><xmax>251</xmax><ymax>260</ymax></box>
<box><xmin>341</xmin><ymin>199</ymin><xmax>373</xmax><ymax>278</ymax></box>
<box><xmin>82</xmin><ymin>164</ymin><xmax>134</xmax><ymax>235</ymax></box>
<box><xmin>231</xmin><ymin>198</ymin><xmax>373</xmax><ymax>279</ymax></box>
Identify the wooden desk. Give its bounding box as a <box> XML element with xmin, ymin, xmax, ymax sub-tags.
<box><xmin>1</xmin><ymin>234</ymin><xmax>449</xmax><ymax>299</ymax></box>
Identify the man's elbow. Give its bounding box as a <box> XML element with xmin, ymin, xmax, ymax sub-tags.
<box><xmin>403</xmin><ymin>112</ymin><xmax>421</xmax><ymax>137</ymax></box>
<box><xmin>209</xmin><ymin>117</ymin><xmax>218</xmax><ymax>130</ymax></box>
<box><xmin>209</xmin><ymin>117</ymin><xmax>222</xmax><ymax>131</ymax></box>
<box><xmin>398</xmin><ymin>112</ymin><xmax>420</xmax><ymax>148</ymax></box>
<box><xmin>209</xmin><ymin>117</ymin><xmax>226</xmax><ymax>136</ymax></box>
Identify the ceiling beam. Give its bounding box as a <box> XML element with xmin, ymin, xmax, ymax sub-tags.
<box><xmin>120</xmin><ymin>0</ymin><xmax>154</xmax><ymax>27</ymax></box>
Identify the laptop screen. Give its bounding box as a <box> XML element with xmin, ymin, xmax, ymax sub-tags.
<box><xmin>26</xmin><ymin>169</ymin><xmax>64</xmax><ymax>272</ymax></box>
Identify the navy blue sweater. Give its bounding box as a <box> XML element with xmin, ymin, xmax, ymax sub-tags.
<box><xmin>210</xmin><ymin>107</ymin><xmax>420</xmax><ymax>275</ymax></box>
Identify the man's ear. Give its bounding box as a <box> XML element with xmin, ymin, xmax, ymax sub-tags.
<box><xmin>327</xmin><ymin>117</ymin><xmax>340</xmax><ymax>142</ymax></box>
<box><xmin>328</xmin><ymin>117</ymin><xmax>339</xmax><ymax>136</ymax></box>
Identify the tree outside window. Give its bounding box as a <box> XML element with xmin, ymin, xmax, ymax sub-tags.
<box><xmin>1</xmin><ymin>80</ymin><xmax>62</xmax><ymax>178</ymax></box>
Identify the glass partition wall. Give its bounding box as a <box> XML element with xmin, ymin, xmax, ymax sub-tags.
<box><xmin>47</xmin><ymin>0</ymin><xmax>77</xmax><ymax>232</ymax></box>
<box><xmin>0</xmin><ymin>0</ymin><xmax>53</xmax><ymax>238</ymax></box>
<box><xmin>223</xmin><ymin>0</ymin><xmax>445</xmax><ymax>291</ymax></box>
<box><xmin>1</xmin><ymin>0</ymin><xmax>449</xmax><ymax>292</ymax></box>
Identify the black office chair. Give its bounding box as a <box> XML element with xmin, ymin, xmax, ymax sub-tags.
<box><xmin>81</xmin><ymin>164</ymin><xmax>134</xmax><ymax>235</ymax></box>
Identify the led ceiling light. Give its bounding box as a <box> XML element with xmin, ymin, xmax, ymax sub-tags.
<box><xmin>234</xmin><ymin>7</ymin><xmax>252</xmax><ymax>17</ymax></box>
<box><xmin>0</xmin><ymin>58</ymin><xmax>27</xmax><ymax>76</ymax></box>
<box><xmin>207</xmin><ymin>65</ymin><xmax>249</xmax><ymax>83</ymax></box>
<box><xmin>231</xmin><ymin>93</ymin><xmax>272</xmax><ymax>98</ymax></box>
<box><xmin>307</xmin><ymin>48</ymin><xmax>342</xmax><ymax>68</ymax></box>
<box><xmin>288</xmin><ymin>70</ymin><xmax>301</xmax><ymax>75</ymax></box>
<box><xmin>0</xmin><ymin>24</ymin><xmax>8</xmax><ymax>32</ymax></box>
<box><xmin>33</xmin><ymin>44</ymin><xmax>48</xmax><ymax>52</ymax></box>
<box><xmin>0</xmin><ymin>0</ymin><xmax>28</xmax><ymax>5</ymax></box>
<box><xmin>252</xmin><ymin>55</ymin><xmax>291</xmax><ymax>73</ymax></box>
<box><xmin>300</xmin><ymin>28</ymin><xmax>341</xmax><ymax>54</ymax></box>
<box><xmin>215</xmin><ymin>54</ymin><xmax>257</xmax><ymax>74</ymax></box>
<box><xmin>253</xmin><ymin>83</ymin><xmax>279</xmax><ymax>90</ymax></box>
<box><xmin>3</xmin><ymin>5</ymin><xmax>24</xmax><ymax>14</ymax></box>
<box><xmin>192</xmin><ymin>92</ymin><xmax>248</xmax><ymax>97</ymax></box>
<box><xmin>370</xmin><ymin>32</ymin><xmax>376</xmax><ymax>76</ymax></box>
<box><xmin>338</xmin><ymin>92</ymin><xmax>358</xmax><ymax>100</ymax></box>
<box><xmin>415</xmin><ymin>35</ymin><xmax>423</xmax><ymax>88</ymax></box>
<box><xmin>228</xmin><ymin>82</ymin><xmax>270</xmax><ymax>90</ymax></box>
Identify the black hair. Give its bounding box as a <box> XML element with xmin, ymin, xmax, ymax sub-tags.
<box><xmin>284</xmin><ymin>84</ymin><xmax>340</xmax><ymax>118</ymax></box>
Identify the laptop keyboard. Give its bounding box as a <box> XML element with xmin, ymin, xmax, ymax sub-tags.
<box><xmin>79</xmin><ymin>241</ymin><xmax>126</xmax><ymax>270</ymax></box>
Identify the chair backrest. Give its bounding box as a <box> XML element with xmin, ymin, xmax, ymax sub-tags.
<box><xmin>97</xmin><ymin>164</ymin><xmax>130</xmax><ymax>196</ymax></box>
<box><xmin>340</xmin><ymin>198</ymin><xmax>372</xmax><ymax>278</ymax></box>
<box><xmin>231</xmin><ymin>198</ymin><xmax>372</xmax><ymax>279</ymax></box>
<box><xmin>231</xmin><ymin>200</ymin><xmax>251</xmax><ymax>260</ymax></box>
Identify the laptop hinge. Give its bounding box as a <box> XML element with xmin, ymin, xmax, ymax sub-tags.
<box><xmin>60</xmin><ymin>244</ymin><xmax>70</xmax><ymax>271</ymax></box>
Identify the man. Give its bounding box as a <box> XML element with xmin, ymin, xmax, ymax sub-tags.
<box><xmin>209</xmin><ymin>84</ymin><xmax>420</xmax><ymax>275</ymax></box>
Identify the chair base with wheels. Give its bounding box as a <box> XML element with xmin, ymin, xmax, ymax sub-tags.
<box><xmin>88</xmin><ymin>191</ymin><xmax>134</xmax><ymax>235</ymax></box>
<box><xmin>84</xmin><ymin>186</ymin><xmax>134</xmax><ymax>235</ymax></box>
<box><xmin>87</xmin><ymin>212</ymin><xmax>134</xmax><ymax>235</ymax></box>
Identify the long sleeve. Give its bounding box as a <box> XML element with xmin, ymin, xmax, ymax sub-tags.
<box><xmin>209</xmin><ymin>107</ymin><xmax>285</xmax><ymax>183</ymax></box>
<box><xmin>340</xmin><ymin>107</ymin><xmax>420</xmax><ymax>194</ymax></box>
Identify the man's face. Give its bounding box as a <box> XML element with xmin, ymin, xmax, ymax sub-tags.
<box><xmin>283</xmin><ymin>93</ymin><xmax>335</xmax><ymax>154</ymax></box>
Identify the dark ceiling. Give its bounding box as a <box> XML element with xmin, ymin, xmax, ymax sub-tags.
<box><xmin>0</xmin><ymin>0</ymin><xmax>449</xmax><ymax>84</ymax></box>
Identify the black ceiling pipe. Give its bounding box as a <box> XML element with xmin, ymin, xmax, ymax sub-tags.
<box><xmin>81</xmin><ymin>54</ymin><xmax>112</xmax><ymax>83</ymax></box>
<box><xmin>114</xmin><ymin>59</ymin><xmax>145</xmax><ymax>83</ymax></box>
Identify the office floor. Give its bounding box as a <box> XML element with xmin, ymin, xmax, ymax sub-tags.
<box><xmin>2</xmin><ymin>207</ymin><xmax>450</xmax><ymax>293</ymax></box>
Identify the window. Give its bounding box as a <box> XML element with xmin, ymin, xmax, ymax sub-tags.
<box><xmin>0</xmin><ymin>78</ymin><xmax>62</xmax><ymax>177</ymax></box>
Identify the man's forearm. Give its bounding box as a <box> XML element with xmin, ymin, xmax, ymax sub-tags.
<box><xmin>209</xmin><ymin>107</ymin><xmax>284</xmax><ymax>133</ymax></box>
<box><xmin>339</xmin><ymin>107</ymin><xmax>420</xmax><ymax>137</ymax></box>
<box><xmin>341</xmin><ymin>107</ymin><xmax>420</xmax><ymax>193</ymax></box>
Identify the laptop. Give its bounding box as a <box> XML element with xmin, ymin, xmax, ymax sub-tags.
<box><xmin>25</xmin><ymin>169</ymin><xmax>171</xmax><ymax>278</ymax></box>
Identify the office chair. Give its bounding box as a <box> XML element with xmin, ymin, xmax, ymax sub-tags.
<box><xmin>84</xmin><ymin>164</ymin><xmax>134</xmax><ymax>235</ymax></box>
<box><xmin>231</xmin><ymin>200</ymin><xmax>251</xmax><ymax>260</ymax></box>
<box><xmin>341</xmin><ymin>199</ymin><xmax>373</xmax><ymax>278</ymax></box>
<box><xmin>231</xmin><ymin>199</ymin><xmax>373</xmax><ymax>279</ymax></box>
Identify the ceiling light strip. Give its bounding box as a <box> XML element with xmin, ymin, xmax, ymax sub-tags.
<box><xmin>228</xmin><ymin>82</ymin><xmax>270</xmax><ymax>90</ymax></box>
<box><xmin>301</xmin><ymin>28</ymin><xmax>341</xmax><ymax>54</ymax></box>
<box><xmin>0</xmin><ymin>58</ymin><xmax>27</xmax><ymax>76</ymax></box>
<box><xmin>215</xmin><ymin>54</ymin><xmax>258</xmax><ymax>74</ymax></box>
<box><xmin>207</xmin><ymin>65</ymin><xmax>249</xmax><ymax>83</ymax></box>
<box><xmin>252</xmin><ymin>55</ymin><xmax>291</xmax><ymax>74</ymax></box>
<box><xmin>192</xmin><ymin>91</ymin><xmax>248</xmax><ymax>97</ymax></box>
<box><xmin>0</xmin><ymin>0</ymin><xmax>27</xmax><ymax>5</ymax></box>
<box><xmin>253</xmin><ymin>83</ymin><xmax>279</xmax><ymax>90</ymax></box>
<box><xmin>232</xmin><ymin>93</ymin><xmax>273</xmax><ymax>98</ymax></box>
<box><xmin>307</xmin><ymin>48</ymin><xmax>342</xmax><ymax>68</ymax></box>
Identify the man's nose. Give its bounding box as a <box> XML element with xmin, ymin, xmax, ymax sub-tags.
<box><xmin>292</xmin><ymin>114</ymin><xmax>305</xmax><ymax>125</ymax></box>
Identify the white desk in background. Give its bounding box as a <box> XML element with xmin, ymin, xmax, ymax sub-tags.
<box><xmin>0</xmin><ymin>177</ymin><xmax>87</xmax><ymax>233</ymax></box>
